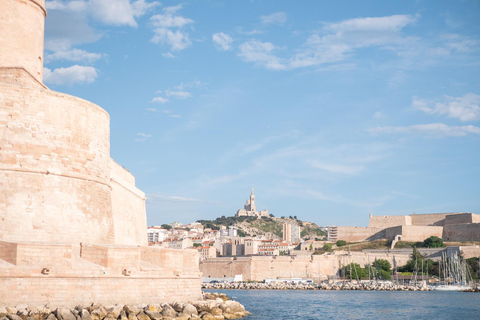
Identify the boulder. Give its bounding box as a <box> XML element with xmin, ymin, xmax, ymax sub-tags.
<box><xmin>54</xmin><ymin>309</ymin><xmax>76</xmax><ymax>320</ymax></box>
<box><xmin>133</xmin><ymin>312</ymin><xmax>149</xmax><ymax>320</ymax></box>
<box><xmin>0</xmin><ymin>308</ymin><xmax>7</xmax><ymax>317</ymax></box>
<box><xmin>143</xmin><ymin>311</ymin><xmax>162</xmax><ymax>320</ymax></box>
<box><xmin>5</xmin><ymin>308</ymin><xmax>17</xmax><ymax>315</ymax></box>
<box><xmin>46</xmin><ymin>314</ymin><xmax>57</xmax><ymax>320</ymax></box>
<box><xmin>6</xmin><ymin>315</ymin><xmax>23</xmax><ymax>320</ymax></box>
<box><xmin>79</xmin><ymin>309</ymin><xmax>90</xmax><ymax>320</ymax></box>
<box><xmin>118</xmin><ymin>310</ymin><xmax>128</xmax><ymax>320</ymax></box>
<box><xmin>160</xmin><ymin>305</ymin><xmax>176</xmax><ymax>318</ymax></box>
<box><xmin>181</xmin><ymin>304</ymin><xmax>197</xmax><ymax>316</ymax></box>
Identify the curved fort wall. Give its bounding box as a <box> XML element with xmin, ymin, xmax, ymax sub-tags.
<box><xmin>0</xmin><ymin>80</ymin><xmax>116</xmax><ymax>244</ymax></box>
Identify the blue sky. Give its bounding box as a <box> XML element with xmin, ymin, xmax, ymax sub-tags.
<box><xmin>43</xmin><ymin>0</ymin><xmax>480</xmax><ymax>227</ymax></box>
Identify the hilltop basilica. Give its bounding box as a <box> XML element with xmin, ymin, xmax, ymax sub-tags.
<box><xmin>236</xmin><ymin>188</ymin><xmax>269</xmax><ymax>217</ymax></box>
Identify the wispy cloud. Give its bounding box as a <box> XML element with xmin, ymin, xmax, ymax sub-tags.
<box><xmin>260</xmin><ymin>12</ymin><xmax>287</xmax><ymax>25</ymax></box>
<box><xmin>147</xmin><ymin>192</ymin><xmax>219</xmax><ymax>204</ymax></box>
<box><xmin>43</xmin><ymin>65</ymin><xmax>97</xmax><ymax>84</ymax></box>
<box><xmin>45</xmin><ymin>49</ymin><xmax>104</xmax><ymax>63</ymax></box>
<box><xmin>237</xmin><ymin>14</ymin><xmax>419</xmax><ymax>70</ymax></box>
<box><xmin>212</xmin><ymin>32</ymin><xmax>233</xmax><ymax>51</ymax></box>
<box><xmin>238</xmin><ymin>39</ymin><xmax>287</xmax><ymax>70</ymax></box>
<box><xmin>165</xmin><ymin>90</ymin><xmax>192</xmax><ymax>99</ymax></box>
<box><xmin>135</xmin><ymin>132</ymin><xmax>153</xmax><ymax>142</ymax></box>
<box><xmin>150</xmin><ymin>4</ymin><xmax>194</xmax><ymax>51</ymax></box>
<box><xmin>46</xmin><ymin>0</ymin><xmax>159</xmax><ymax>28</ymax></box>
<box><xmin>151</xmin><ymin>96</ymin><xmax>169</xmax><ymax>103</ymax></box>
<box><xmin>368</xmin><ymin>123</ymin><xmax>480</xmax><ymax>137</ymax></box>
<box><xmin>412</xmin><ymin>93</ymin><xmax>480</xmax><ymax>122</ymax></box>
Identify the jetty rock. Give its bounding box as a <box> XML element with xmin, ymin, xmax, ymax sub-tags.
<box><xmin>0</xmin><ymin>303</ymin><xmax>249</xmax><ymax>320</ymax></box>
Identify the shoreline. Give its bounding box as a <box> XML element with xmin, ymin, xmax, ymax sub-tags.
<box><xmin>0</xmin><ymin>295</ymin><xmax>250</xmax><ymax>320</ymax></box>
<box><xmin>203</xmin><ymin>282</ymin><xmax>480</xmax><ymax>292</ymax></box>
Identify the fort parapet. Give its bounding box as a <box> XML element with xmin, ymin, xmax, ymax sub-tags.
<box><xmin>328</xmin><ymin>212</ymin><xmax>480</xmax><ymax>243</ymax></box>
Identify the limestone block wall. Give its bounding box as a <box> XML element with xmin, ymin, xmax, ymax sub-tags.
<box><xmin>0</xmin><ymin>80</ymin><xmax>116</xmax><ymax>244</ymax></box>
<box><xmin>368</xmin><ymin>215</ymin><xmax>411</xmax><ymax>228</ymax></box>
<box><xmin>0</xmin><ymin>276</ymin><xmax>201</xmax><ymax>308</ymax></box>
<box><xmin>443</xmin><ymin>223</ymin><xmax>480</xmax><ymax>241</ymax></box>
<box><xmin>0</xmin><ymin>0</ymin><xmax>46</xmax><ymax>82</ymax></box>
<box><xmin>110</xmin><ymin>160</ymin><xmax>147</xmax><ymax>246</ymax></box>
<box><xmin>386</xmin><ymin>226</ymin><xmax>443</xmax><ymax>242</ymax></box>
<box><xmin>409</xmin><ymin>213</ymin><xmax>459</xmax><ymax>226</ymax></box>
<box><xmin>200</xmin><ymin>255</ymin><xmax>338</xmax><ymax>282</ymax></box>
<box><xmin>335</xmin><ymin>227</ymin><xmax>385</xmax><ymax>242</ymax></box>
<box><xmin>444</xmin><ymin>213</ymin><xmax>476</xmax><ymax>225</ymax></box>
<box><xmin>341</xmin><ymin>251</ymin><xmax>411</xmax><ymax>269</ymax></box>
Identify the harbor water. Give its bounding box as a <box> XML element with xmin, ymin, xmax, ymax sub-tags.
<box><xmin>206</xmin><ymin>289</ymin><xmax>480</xmax><ymax>319</ymax></box>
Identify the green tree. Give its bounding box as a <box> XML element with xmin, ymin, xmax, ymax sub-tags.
<box><xmin>376</xmin><ymin>259</ymin><xmax>392</xmax><ymax>272</ymax></box>
<box><xmin>423</xmin><ymin>236</ymin><xmax>445</xmax><ymax>248</ymax></box>
<box><xmin>344</xmin><ymin>263</ymin><xmax>367</xmax><ymax>280</ymax></box>
<box><xmin>323</xmin><ymin>243</ymin><xmax>333</xmax><ymax>252</ymax></box>
<box><xmin>336</xmin><ymin>240</ymin><xmax>347</xmax><ymax>247</ymax></box>
<box><xmin>161</xmin><ymin>224</ymin><xmax>172</xmax><ymax>230</ymax></box>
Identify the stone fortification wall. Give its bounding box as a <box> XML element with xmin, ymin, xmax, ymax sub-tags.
<box><xmin>0</xmin><ymin>241</ymin><xmax>202</xmax><ymax>307</ymax></box>
<box><xmin>0</xmin><ymin>0</ymin><xmax>46</xmax><ymax>83</ymax></box>
<box><xmin>444</xmin><ymin>213</ymin><xmax>478</xmax><ymax>225</ymax></box>
<box><xmin>0</xmin><ymin>78</ymin><xmax>116</xmax><ymax>244</ymax></box>
<box><xmin>339</xmin><ymin>251</ymin><xmax>411</xmax><ymax>269</ymax></box>
<box><xmin>200</xmin><ymin>255</ymin><xmax>338</xmax><ymax>282</ymax></box>
<box><xmin>385</xmin><ymin>225</ymin><xmax>443</xmax><ymax>242</ymax></box>
<box><xmin>368</xmin><ymin>215</ymin><xmax>411</xmax><ymax>228</ymax></box>
<box><xmin>443</xmin><ymin>223</ymin><xmax>480</xmax><ymax>241</ymax></box>
<box><xmin>409</xmin><ymin>213</ymin><xmax>453</xmax><ymax>226</ymax></box>
<box><xmin>335</xmin><ymin>227</ymin><xmax>385</xmax><ymax>242</ymax></box>
<box><xmin>0</xmin><ymin>276</ymin><xmax>200</xmax><ymax>308</ymax></box>
<box><xmin>110</xmin><ymin>160</ymin><xmax>147</xmax><ymax>246</ymax></box>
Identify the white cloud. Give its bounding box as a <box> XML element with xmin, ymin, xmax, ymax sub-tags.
<box><xmin>236</xmin><ymin>14</ymin><xmax>418</xmax><ymax>71</ymax></box>
<box><xmin>45</xmin><ymin>49</ymin><xmax>103</xmax><ymax>63</ymax></box>
<box><xmin>150</xmin><ymin>5</ymin><xmax>194</xmax><ymax>51</ymax></box>
<box><xmin>162</xmin><ymin>52</ymin><xmax>175</xmax><ymax>58</ymax></box>
<box><xmin>260</xmin><ymin>12</ymin><xmax>287</xmax><ymax>25</ymax></box>
<box><xmin>307</xmin><ymin>160</ymin><xmax>363</xmax><ymax>175</ymax></box>
<box><xmin>46</xmin><ymin>0</ymin><xmax>159</xmax><ymax>27</ymax></box>
<box><xmin>151</xmin><ymin>96</ymin><xmax>169</xmax><ymax>103</ymax></box>
<box><xmin>174</xmin><ymin>80</ymin><xmax>207</xmax><ymax>90</ymax></box>
<box><xmin>368</xmin><ymin>123</ymin><xmax>480</xmax><ymax>137</ymax></box>
<box><xmin>165</xmin><ymin>90</ymin><xmax>192</xmax><ymax>99</ymax></box>
<box><xmin>135</xmin><ymin>132</ymin><xmax>153</xmax><ymax>142</ymax></box>
<box><xmin>289</xmin><ymin>14</ymin><xmax>418</xmax><ymax>69</ymax></box>
<box><xmin>238</xmin><ymin>39</ymin><xmax>287</xmax><ymax>70</ymax></box>
<box><xmin>412</xmin><ymin>94</ymin><xmax>480</xmax><ymax>122</ymax></box>
<box><xmin>43</xmin><ymin>65</ymin><xmax>97</xmax><ymax>85</ymax></box>
<box><xmin>373</xmin><ymin>111</ymin><xmax>388</xmax><ymax>119</ymax></box>
<box><xmin>212</xmin><ymin>32</ymin><xmax>233</xmax><ymax>51</ymax></box>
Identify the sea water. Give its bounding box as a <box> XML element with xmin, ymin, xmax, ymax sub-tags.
<box><xmin>206</xmin><ymin>289</ymin><xmax>480</xmax><ymax>319</ymax></box>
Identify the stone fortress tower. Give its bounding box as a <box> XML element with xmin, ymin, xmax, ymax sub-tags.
<box><xmin>236</xmin><ymin>187</ymin><xmax>269</xmax><ymax>217</ymax></box>
<box><xmin>0</xmin><ymin>0</ymin><xmax>200</xmax><ymax>307</ymax></box>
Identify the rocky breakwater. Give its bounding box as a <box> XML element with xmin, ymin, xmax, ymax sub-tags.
<box><xmin>203</xmin><ymin>282</ymin><xmax>433</xmax><ymax>291</ymax></box>
<box><xmin>0</xmin><ymin>299</ymin><xmax>249</xmax><ymax>320</ymax></box>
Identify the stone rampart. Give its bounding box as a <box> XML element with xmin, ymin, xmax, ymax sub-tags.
<box><xmin>0</xmin><ymin>79</ymin><xmax>117</xmax><ymax>245</ymax></box>
<box><xmin>335</xmin><ymin>227</ymin><xmax>385</xmax><ymax>242</ymax></box>
<box><xmin>444</xmin><ymin>213</ymin><xmax>478</xmax><ymax>225</ymax></box>
<box><xmin>443</xmin><ymin>223</ymin><xmax>480</xmax><ymax>241</ymax></box>
<box><xmin>385</xmin><ymin>225</ymin><xmax>443</xmax><ymax>242</ymax></box>
<box><xmin>110</xmin><ymin>160</ymin><xmax>147</xmax><ymax>246</ymax></box>
<box><xmin>368</xmin><ymin>215</ymin><xmax>411</xmax><ymax>228</ymax></box>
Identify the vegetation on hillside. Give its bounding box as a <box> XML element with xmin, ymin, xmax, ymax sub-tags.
<box><xmin>197</xmin><ymin>215</ymin><xmax>324</xmax><ymax>240</ymax></box>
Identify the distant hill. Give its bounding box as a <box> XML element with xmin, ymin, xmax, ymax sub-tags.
<box><xmin>197</xmin><ymin>215</ymin><xmax>326</xmax><ymax>240</ymax></box>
